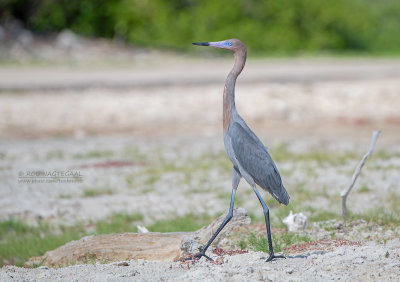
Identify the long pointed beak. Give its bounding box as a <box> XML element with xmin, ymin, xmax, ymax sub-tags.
<box><xmin>192</xmin><ymin>42</ymin><xmax>209</xmax><ymax>46</ymax></box>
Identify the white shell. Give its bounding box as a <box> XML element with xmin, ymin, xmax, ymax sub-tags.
<box><xmin>137</xmin><ymin>225</ymin><xmax>149</xmax><ymax>234</ymax></box>
<box><xmin>282</xmin><ymin>211</ymin><xmax>308</xmax><ymax>232</ymax></box>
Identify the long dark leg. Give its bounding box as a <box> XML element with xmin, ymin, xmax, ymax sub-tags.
<box><xmin>253</xmin><ymin>186</ymin><xmax>285</xmax><ymax>262</ymax></box>
<box><xmin>193</xmin><ymin>168</ymin><xmax>240</xmax><ymax>261</ymax></box>
<box><xmin>194</xmin><ymin>188</ymin><xmax>236</xmax><ymax>260</ymax></box>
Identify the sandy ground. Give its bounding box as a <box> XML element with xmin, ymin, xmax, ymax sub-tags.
<box><xmin>1</xmin><ymin>239</ymin><xmax>400</xmax><ymax>281</ymax></box>
<box><xmin>1</xmin><ymin>55</ymin><xmax>400</xmax><ymax>280</ymax></box>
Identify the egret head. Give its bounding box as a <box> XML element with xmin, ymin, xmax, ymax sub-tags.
<box><xmin>192</xmin><ymin>39</ymin><xmax>245</xmax><ymax>53</ymax></box>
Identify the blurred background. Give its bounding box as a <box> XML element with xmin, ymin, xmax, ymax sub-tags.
<box><xmin>0</xmin><ymin>0</ymin><xmax>399</xmax><ymax>267</ymax></box>
<box><xmin>2</xmin><ymin>0</ymin><xmax>400</xmax><ymax>55</ymax></box>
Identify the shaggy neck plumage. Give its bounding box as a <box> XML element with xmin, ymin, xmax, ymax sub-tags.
<box><xmin>223</xmin><ymin>48</ymin><xmax>247</xmax><ymax>133</ymax></box>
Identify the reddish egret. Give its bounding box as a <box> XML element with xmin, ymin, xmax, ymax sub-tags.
<box><xmin>192</xmin><ymin>39</ymin><xmax>290</xmax><ymax>262</ymax></box>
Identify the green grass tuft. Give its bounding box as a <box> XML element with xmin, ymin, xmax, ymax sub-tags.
<box><xmin>83</xmin><ymin>187</ymin><xmax>115</xmax><ymax>197</ymax></box>
<box><xmin>246</xmin><ymin>232</ymin><xmax>311</xmax><ymax>253</ymax></box>
<box><xmin>73</xmin><ymin>150</ymin><xmax>114</xmax><ymax>159</ymax></box>
<box><xmin>247</xmin><ymin>233</ymin><xmax>270</xmax><ymax>252</ymax></box>
<box><xmin>148</xmin><ymin>213</ymin><xmax>216</xmax><ymax>233</ymax></box>
<box><xmin>358</xmin><ymin>184</ymin><xmax>371</xmax><ymax>193</ymax></box>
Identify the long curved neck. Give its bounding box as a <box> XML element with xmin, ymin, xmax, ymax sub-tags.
<box><xmin>223</xmin><ymin>48</ymin><xmax>246</xmax><ymax>133</ymax></box>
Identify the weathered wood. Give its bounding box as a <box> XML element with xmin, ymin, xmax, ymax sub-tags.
<box><xmin>25</xmin><ymin>208</ymin><xmax>250</xmax><ymax>268</ymax></box>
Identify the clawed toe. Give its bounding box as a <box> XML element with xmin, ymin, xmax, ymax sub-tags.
<box><xmin>194</xmin><ymin>251</ymin><xmax>214</xmax><ymax>261</ymax></box>
<box><xmin>266</xmin><ymin>253</ymin><xmax>286</xmax><ymax>262</ymax></box>
<box><xmin>184</xmin><ymin>250</ymin><xmax>213</xmax><ymax>261</ymax></box>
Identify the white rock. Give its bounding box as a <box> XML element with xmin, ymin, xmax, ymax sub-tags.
<box><xmin>282</xmin><ymin>211</ymin><xmax>308</xmax><ymax>232</ymax></box>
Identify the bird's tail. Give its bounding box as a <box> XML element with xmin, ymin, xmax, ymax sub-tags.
<box><xmin>275</xmin><ymin>185</ymin><xmax>290</xmax><ymax>206</ymax></box>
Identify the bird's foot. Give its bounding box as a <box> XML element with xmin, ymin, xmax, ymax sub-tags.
<box><xmin>190</xmin><ymin>250</ymin><xmax>214</xmax><ymax>261</ymax></box>
<box><xmin>266</xmin><ymin>253</ymin><xmax>286</xmax><ymax>262</ymax></box>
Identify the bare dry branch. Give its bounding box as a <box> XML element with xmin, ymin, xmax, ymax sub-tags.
<box><xmin>340</xmin><ymin>130</ymin><xmax>381</xmax><ymax>222</ymax></box>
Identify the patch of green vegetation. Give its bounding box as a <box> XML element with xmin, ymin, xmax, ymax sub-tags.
<box><xmin>371</xmin><ymin>164</ymin><xmax>400</xmax><ymax>170</ymax></box>
<box><xmin>82</xmin><ymin>255</ymin><xmax>98</xmax><ymax>265</ymax></box>
<box><xmin>137</xmin><ymin>164</ymin><xmax>177</xmax><ymax>186</ymax></box>
<box><xmin>8</xmin><ymin>0</ymin><xmax>400</xmax><ymax>55</ymax></box>
<box><xmin>178</xmin><ymin>151</ymin><xmax>231</xmax><ymax>183</ymax></box>
<box><xmin>280</xmin><ymin>166</ymin><xmax>295</xmax><ymax>177</ymax></box>
<box><xmin>83</xmin><ymin>187</ymin><xmax>115</xmax><ymax>197</ymax></box>
<box><xmin>234</xmin><ymin>195</ymin><xmax>245</xmax><ymax>207</ymax></box>
<box><xmin>237</xmin><ymin>238</ymin><xmax>248</xmax><ymax>250</ymax></box>
<box><xmin>358</xmin><ymin>184</ymin><xmax>371</xmax><ymax>193</ymax></box>
<box><xmin>132</xmin><ymin>150</ymin><xmax>231</xmax><ymax>188</ymax></box>
<box><xmin>216</xmin><ymin>191</ymin><xmax>231</xmax><ymax>203</ymax></box>
<box><xmin>148</xmin><ymin>213</ymin><xmax>216</xmax><ymax>233</ymax></box>
<box><xmin>349</xmin><ymin>208</ymin><xmax>400</xmax><ymax>227</ymax></box>
<box><xmin>247</xmin><ymin>211</ymin><xmax>263</xmax><ymax>225</ymax></box>
<box><xmin>373</xmin><ymin>150</ymin><xmax>400</xmax><ymax>160</ymax></box>
<box><xmin>265</xmin><ymin>197</ymin><xmax>280</xmax><ymax>209</ymax></box>
<box><xmin>0</xmin><ymin>213</ymin><xmax>143</xmax><ymax>267</ymax></box>
<box><xmin>293</xmin><ymin>182</ymin><xmax>321</xmax><ymax>202</ymax></box>
<box><xmin>139</xmin><ymin>186</ymin><xmax>155</xmax><ymax>194</ymax></box>
<box><xmin>73</xmin><ymin>150</ymin><xmax>114</xmax><ymax>159</ymax></box>
<box><xmin>246</xmin><ymin>232</ymin><xmax>311</xmax><ymax>253</ymax></box>
<box><xmin>265</xmin><ymin>181</ymin><xmax>325</xmax><ymax>226</ymax></box>
<box><xmin>0</xmin><ymin>212</ymin><xmax>146</xmax><ymax>267</ymax></box>
<box><xmin>125</xmin><ymin>175</ymin><xmax>134</xmax><ymax>186</ymax></box>
<box><xmin>385</xmin><ymin>191</ymin><xmax>400</xmax><ymax>214</ymax></box>
<box><xmin>247</xmin><ymin>232</ymin><xmax>270</xmax><ymax>252</ymax></box>
<box><xmin>122</xmin><ymin>147</ymin><xmax>147</xmax><ymax>162</ymax></box>
<box><xmin>124</xmin><ymin>150</ymin><xmax>230</xmax><ymax>198</ymax></box>
<box><xmin>94</xmin><ymin>213</ymin><xmax>143</xmax><ymax>234</ymax></box>
<box><xmin>0</xmin><ymin>219</ymin><xmax>86</xmax><ymax>267</ymax></box>
<box><xmin>308</xmin><ymin>210</ymin><xmax>340</xmax><ymax>223</ymax></box>
<box><xmin>271</xmin><ymin>143</ymin><xmax>358</xmax><ymax>166</ymax></box>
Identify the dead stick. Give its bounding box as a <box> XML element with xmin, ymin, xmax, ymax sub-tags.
<box><xmin>340</xmin><ymin>130</ymin><xmax>381</xmax><ymax>222</ymax></box>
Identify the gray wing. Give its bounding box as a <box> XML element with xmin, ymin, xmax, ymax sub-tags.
<box><xmin>229</xmin><ymin>122</ymin><xmax>290</xmax><ymax>205</ymax></box>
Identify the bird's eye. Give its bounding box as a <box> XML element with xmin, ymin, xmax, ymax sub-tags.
<box><xmin>224</xmin><ymin>41</ymin><xmax>233</xmax><ymax>47</ymax></box>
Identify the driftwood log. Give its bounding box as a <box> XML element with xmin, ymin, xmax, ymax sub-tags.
<box><xmin>25</xmin><ymin>208</ymin><xmax>250</xmax><ymax>268</ymax></box>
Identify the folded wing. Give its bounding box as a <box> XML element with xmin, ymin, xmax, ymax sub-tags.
<box><xmin>229</xmin><ymin>122</ymin><xmax>290</xmax><ymax>205</ymax></box>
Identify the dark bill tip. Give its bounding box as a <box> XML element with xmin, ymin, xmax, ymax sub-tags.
<box><xmin>192</xmin><ymin>42</ymin><xmax>209</xmax><ymax>46</ymax></box>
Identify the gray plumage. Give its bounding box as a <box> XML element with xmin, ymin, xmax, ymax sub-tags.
<box><xmin>227</xmin><ymin>121</ymin><xmax>290</xmax><ymax>205</ymax></box>
<box><xmin>192</xmin><ymin>39</ymin><xmax>289</xmax><ymax>262</ymax></box>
